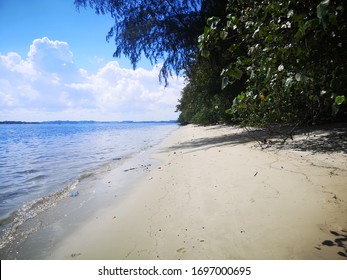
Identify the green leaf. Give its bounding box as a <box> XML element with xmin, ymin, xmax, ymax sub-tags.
<box><xmin>294</xmin><ymin>47</ymin><xmax>304</xmax><ymax>57</ymax></box>
<box><xmin>295</xmin><ymin>28</ymin><xmax>304</xmax><ymax>40</ymax></box>
<box><xmin>317</xmin><ymin>0</ymin><xmax>330</xmax><ymax>21</ymax></box>
<box><xmin>309</xmin><ymin>95</ymin><xmax>319</xmax><ymax>102</ymax></box>
<box><xmin>295</xmin><ymin>73</ymin><xmax>302</xmax><ymax>82</ymax></box>
<box><xmin>303</xmin><ymin>19</ymin><xmax>319</xmax><ymax>35</ymax></box>
<box><xmin>221</xmin><ymin>76</ymin><xmax>229</xmax><ymax>90</ymax></box>
<box><xmin>329</xmin><ymin>14</ymin><xmax>337</xmax><ymax>25</ymax></box>
<box><xmin>207</xmin><ymin>16</ymin><xmax>220</xmax><ymax>29</ymax></box>
<box><xmin>335</xmin><ymin>95</ymin><xmax>345</xmax><ymax>105</ymax></box>
<box><xmin>295</xmin><ymin>73</ymin><xmax>308</xmax><ymax>82</ymax></box>
<box><xmin>220</xmin><ymin>30</ymin><xmax>228</xmax><ymax>40</ymax></box>
<box><xmin>229</xmin><ymin>68</ymin><xmax>243</xmax><ymax>80</ymax></box>
<box><xmin>331</xmin><ymin>102</ymin><xmax>339</xmax><ymax>116</ymax></box>
<box><xmin>265</xmin><ymin>35</ymin><xmax>273</xmax><ymax>43</ymax></box>
<box><xmin>265</xmin><ymin>68</ymin><xmax>272</xmax><ymax>81</ymax></box>
<box><xmin>285</xmin><ymin>77</ymin><xmax>293</xmax><ymax>89</ymax></box>
<box><xmin>198</xmin><ymin>34</ymin><xmax>204</xmax><ymax>44</ymax></box>
<box><xmin>287</xmin><ymin>10</ymin><xmax>294</xmax><ymax>18</ymax></box>
<box><xmin>225</xmin><ymin>108</ymin><xmax>233</xmax><ymax>115</ymax></box>
<box><xmin>201</xmin><ymin>49</ymin><xmax>210</xmax><ymax>58</ymax></box>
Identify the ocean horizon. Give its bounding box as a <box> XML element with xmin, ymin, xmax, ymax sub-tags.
<box><xmin>0</xmin><ymin>120</ymin><xmax>178</xmax><ymax>124</ymax></box>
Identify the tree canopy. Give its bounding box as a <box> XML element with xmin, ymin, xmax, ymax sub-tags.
<box><xmin>74</xmin><ymin>0</ymin><xmax>228</xmax><ymax>84</ymax></box>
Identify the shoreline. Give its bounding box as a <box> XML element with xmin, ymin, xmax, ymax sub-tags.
<box><xmin>0</xmin><ymin>123</ymin><xmax>179</xmax><ymax>259</ymax></box>
<box><xmin>0</xmin><ymin>137</ymin><xmax>171</xmax><ymax>259</ymax></box>
<box><xmin>48</xmin><ymin>124</ymin><xmax>347</xmax><ymax>259</ymax></box>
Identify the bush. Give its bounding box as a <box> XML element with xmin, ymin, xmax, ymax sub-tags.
<box><xmin>198</xmin><ymin>0</ymin><xmax>347</xmax><ymax>126</ymax></box>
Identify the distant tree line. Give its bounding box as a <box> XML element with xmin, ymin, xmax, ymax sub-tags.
<box><xmin>0</xmin><ymin>121</ymin><xmax>40</xmax><ymax>124</ymax></box>
<box><xmin>75</xmin><ymin>0</ymin><xmax>347</xmax><ymax>126</ymax></box>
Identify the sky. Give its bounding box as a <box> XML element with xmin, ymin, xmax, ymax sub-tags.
<box><xmin>0</xmin><ymin>0</ymin><xmax>185</xmax><ymax>121</ymax></box>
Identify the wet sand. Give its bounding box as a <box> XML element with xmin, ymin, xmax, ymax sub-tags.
<box><xmin>48</xmin><ymin>124</ymin><xmax>347</xmax><ymax>259</ymax></box>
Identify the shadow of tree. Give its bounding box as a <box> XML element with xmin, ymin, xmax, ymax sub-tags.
<box><xmin>276</xmin><ymin>123</ymin><xmax>347</xmax><ymax>154</ymax></box>
<box><xmin>164</xmin><ymin>123</ymin><xmax>347</xmax><ymax>154</ymax></box>
<box><xmin>319</xmin><ymin>230</ymin><xmax>347</xmax><ymax>258</ymax></box>
<box><xmin>162</xmin><ymin>127</ymin><xmax>269</xmax><ymax>153</ymax></box>
<box><xmin>277</xmin><ymin>124</ymin><xmax>347</xmax><ymax>154</ymax></box>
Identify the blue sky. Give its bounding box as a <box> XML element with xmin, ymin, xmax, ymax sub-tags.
<box><xmin>0</xmin><ymin>0</ymin><xmax>184</xmax><ymax>121</ymax></box>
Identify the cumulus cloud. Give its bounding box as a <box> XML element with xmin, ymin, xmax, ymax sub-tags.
<box><xmin>0</xmin><ymin>37</ymin><xmax>185</xmax><ymax>121</ymax></box>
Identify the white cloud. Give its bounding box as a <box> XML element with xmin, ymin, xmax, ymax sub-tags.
<box><xmin>28</xmin><ymin>37</ymin><xmax>74</xmax><ymax>72</ymax></box>
<box><xmin>0</xmin><ymin>37</ymin><xmax>185</xmax><ymax>121</ymax></box>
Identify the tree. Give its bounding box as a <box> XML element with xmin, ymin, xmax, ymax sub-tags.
<box><xmin>74</xmin><ymin>0</ymin><xmax>228</xmax><ymax>84</ymax></box>
<box><xmin>199</xmin><ymin>0</ymin><xmax>347</xmax><ymax>126</ymax></box>
<box><xmin>177</xmin><ymin>54</ymin><xmax>246</xmax><ymax>125</ymax></box>
<box><xmin>177</xmin><ymin>59</ymin><xmax>225</xmax><ymax>125</ymax></box>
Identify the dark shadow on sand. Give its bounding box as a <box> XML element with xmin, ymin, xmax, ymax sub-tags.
<box><xmin>320</xmin><ymin>230</ymin><xmax>347</xmax><ymax>258</ymax></box>
<box><xmin>276</xmin><ymin>123</ymin><xmax>347</xmax><ymax>154</ymax></box>
<box><xmin>162</xmin><ymin>127</ymin><xmax>266</xmax><ymax>153</ymax></box>
<box><xmin>163</xmin><ymin>123</ymin><xmax>347</xmax><ymax>154</ymax></box>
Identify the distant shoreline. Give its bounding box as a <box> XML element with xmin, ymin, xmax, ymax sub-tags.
<box><xmin>0</xmin><ymin>120</ymin><xmax>178</xmax><ymax>125</ymax></box>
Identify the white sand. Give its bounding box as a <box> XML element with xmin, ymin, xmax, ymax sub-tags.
<box><xmin>49</xmin><ymin>125</ymin><xmax>347</xmax><ymax>260</ymax></box>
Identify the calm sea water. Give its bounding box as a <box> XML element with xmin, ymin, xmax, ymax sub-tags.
<box><xmin>0</xmin><ymin>122</ymin><xmax>177</xmax><ymax>254</ymax></box>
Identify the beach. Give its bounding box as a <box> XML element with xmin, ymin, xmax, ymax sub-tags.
<box><xmin>49</xmin><ymin>124</ymin><xmax>347</xmax><ymax>260</ymax></box>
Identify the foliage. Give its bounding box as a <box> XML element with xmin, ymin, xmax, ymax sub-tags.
<box><xmin>177</xmin><ymin>2</ymin><xmax>248</xmax><ymax>125</ymax></box>
<box><xmin>176</xmin><ymin>58</ymin><xmax>236</xmax><ymax>125</ymax></box>
<box><xmin>198</xmin><ymin>0</ymin><xmax>347</xmax><ymax>126</ymax></box>
<box><xmin>74</xmin><ymin>0</ymin><xmax>228</xmax><ymax>84</ymax></box>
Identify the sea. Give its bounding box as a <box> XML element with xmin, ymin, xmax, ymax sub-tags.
<box><xmin>0</xmin><ymin>121</ymin><xmax>178</xmax><ymax>259</ymax></box>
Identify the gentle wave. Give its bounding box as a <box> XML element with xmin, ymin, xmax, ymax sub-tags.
<box><xmin>0</xmin><ymin>180</ymin><xmax>79</xmax><ymax>249</ymax></box>
<box><xmin>0</xmin><ymin>122</ymin><xmax>177</xmax><ymax>255</ymax></box>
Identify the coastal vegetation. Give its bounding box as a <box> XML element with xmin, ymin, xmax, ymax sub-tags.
<box><xmin>75</xmin><ymin>0</ymin><xmax>347</xmax><ymax>127</ymax></box>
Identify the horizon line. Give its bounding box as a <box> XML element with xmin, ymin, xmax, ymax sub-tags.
<box><xmin>0</xmin><ymin>120</ymin><xmax>178</xmax><ymax>124</ymax></box>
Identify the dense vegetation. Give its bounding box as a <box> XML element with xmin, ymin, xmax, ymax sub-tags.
<box><xmin>76</xmin><ymin>0</ymin><xmax>347</xmax><ymax>126</ymax></box>
<box><xmin>184</xmin><ymin>0</ymin><xmax>347</xmax><ymax>126</ymax></box>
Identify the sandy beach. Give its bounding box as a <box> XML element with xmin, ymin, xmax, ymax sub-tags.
<box><xmin>48</xmin><ymin>124</ymin><xmax>347</xmax><ymax>260</ymax></box>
